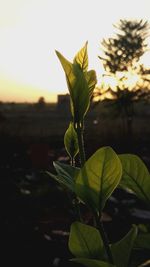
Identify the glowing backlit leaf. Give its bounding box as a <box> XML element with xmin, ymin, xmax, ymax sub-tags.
<box><xmin>74</xmin><ymin>42</ymin><xmax>88</xmax><ymax>72</ymax></box>
<box><xmin>56</xmin><ymin>44</ymin><xmax>97</xmax><ymax>123</ymax></box>
<box><xmin>119</xmin><ymin>154</ymin><xmax>150</xmax><ymax>204</ymax></box>
<box><xmin>75</xmin><ymin>147</ymin><xmax>122</xmax><ymax>212</ymax></box>
<box><xmin>86</xmin><ymin>70</ymin><xmax>97</xmax><ymax>98</ymax></box>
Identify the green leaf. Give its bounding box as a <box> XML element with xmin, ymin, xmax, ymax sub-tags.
<box><xmin>71</xmin><ymin>63</ymin><xmax>90</xmax><ymax>123</ymax></box>
<box><xmin>71</xmin><ymin>258</ymin><xmax>115</xmax><ymax>267</ymax></box>
<box><xmin>134</xmin><ymin>233</ymin><xmax>150</xmax><ymax>250</ymax></box>
<box><xmin>111</xmin><ymin>225</ymin><xmax>137</xmax><ymax>267</ymax></box>
<box><xmin>46</xmin><ymin>162</ymin><xmax>80</xmax><ymax>192</ymax></box>
<box><xmin>54</xmin><ymin>161</ymin><xmax>80</xmax><ymax>181</ymax></box>
<box><xmin>46</xmin><ymin>171</ymin><xmax>73</xmax><ymax>191</ymax></box>
<box><xmin>119</xmin><ymin>154</ymin><xmax>150</xmax><ymax>203</ymax></box>
<box><xmin>55</xmin><ymin>50</ymin><xmax>74</xmax><ymax>85</ymax></box>
<box><xmin>69</xmin><ymin>222</ymin><xmax>104</xmax><ymax>259</ymax></box>
<box><xmin>75</xmin><ymin>147</ymin><xmax>122</xmax><ymax>212</ymax></box>
<box><xmin>55</xmin><ymin>50</ymin><xmax>75</xmax><ymax>109</ymax></box>
<box><xmin>74</xmin><ymin>41</ymin><xmax>88</xmax><ymax>72</ymax></box>
<box><xmin>56</xmin><ymin>50</ymin><xmax>90</xmax><ymax>122</ymax></box>
<box><xmin>64</xmin><ymin>122</ymin><xmax>79</xmax><ymax>158</ymax></box>
<box><xmin>56</xmin><ymin>45</ymin><xmax>97</xmax><ymax>123</ymax></box>
<box><xmin>85</xmin><ymin>70</ymin><xmax>97</xmax><ymax>98</ymax></box>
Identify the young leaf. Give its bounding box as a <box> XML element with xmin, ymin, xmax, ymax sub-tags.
<box><xmin>71</xmin><ymin>63</ymin><xmax>90</xmax><ymax>123</ymax></box>
<box><xmin>111</xmin><ymin>225</ymin><xmax>137</xmax><ymax>267</ymax></box>
<box><xmin>46</xmin><ymin>162</ymin><xmax>80</xmax><ymax>192</ymax></box>
<box><xmin>74</xmin><ymin>41</ymin><xmax>88</xmax><ymax>72</ymax></box>
<box><xmin>69</xmin><ymin>222</ymin><xmax>104</xmax><ymax>259</ymax></box>
<box><xmin>53</xmin><ymin>161</ymin><xmax>80</xmax><ymax>180</ymax></box>
<box><xmin>119</xmin><ymin>154</ymin><xmax>150</xmax><ymax>204</ymax></box>
<box><xmin>85</xmin><ymin>70</ymin><xmax>97</xmax><ymax>98</ymax></box>
<box><xmin>55</xmin><ymin>50</ymin><xmax>75</xmax><ymax>105</ymax></box>
<box><xmin>46</xmin><ymin>171</ymin><xmax>74</xmax><ymax>192</ymax></box>
<box><xmin>56</xmin><ymin>44</ymin><xmax>97</xmax><ymax>123</ymax></box>
<box><xmin>64</xmin><ymin>122</ymin><xmax>79</xmax><ymax>158</ymax></box>
<box><xmin>56</xmin><ymin>50</ymin><xmax>90</xmax><ymax>122</ymax></box>
<box><xmin>71</xmin><ymin>258</ymin><xmax>115</xmax><ymax>267</ymax></box>
<box><xmin>54</xmin><ymin>161</ymin><xmax>80</xmax><ymax>181</ymax></box>
<box><xmin>75</xmin><ymin>147</ymin><xmax>122</xmax><ymax>212</ymax></box>
<box><xmin>55</xmin><ymin>50</ymin><xmax>74</xmax><ymax>85</ymax></box>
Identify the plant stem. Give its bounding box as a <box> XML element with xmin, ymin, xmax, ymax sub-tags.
<box><xmin>70</xmin><ymin>155</ymin><xmax>82</xmax><ymax>222</ymax></box>
<box><xmin>72</xmin><ymin>197</ymin><xmax>83</xmax><ymax>222</ymax></box>
<box><xmin>95</xmin><ymin>213</ymin><xmax>114</xmax><ymax>264</ymax></box>
<box><xmin>75</xmin><ymin>121</ymin><xmax>113</xmax><ymax>264</ymax></box>
<box><xmin>76</xmin><ymin>122</ymin><xmax>86</xmax><ymax>167</ymax></box>
<box><xmin>71</xmin><ymin>157</ymin><xmax>75</xmax><ymax>167</ymax></box>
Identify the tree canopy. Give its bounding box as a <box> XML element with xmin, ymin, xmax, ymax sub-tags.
<box><xmin>96</xmin><ymin>19</ymin><xmax>150</xmax><ymax>135</ymax></box>
<box><xmin>99</xmin><ymin>19</ymin><xmax>150</xmax><ymax>74</ymax></box>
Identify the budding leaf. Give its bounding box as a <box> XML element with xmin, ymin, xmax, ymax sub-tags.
<box><xmin>71</xmin><ymin>63</ymin><xmax>90</xmax><ymax>123</ymax></box>
<box><xmin>86</xmin><ymin>70</ymin><xmax>97</xmax><ymax>98</ymax></box>
<box><xmin>56</xmin><ymin>43</ymin><xmax>97</xmax><ymax>123</ymax></box>
<box><xmin>74</xmin><ymin>41</ymin><xmax>88</xmax><ymax>72</ymax></box>
<box><xmin>64</xmin><ymin>122</ymin><xmax>79</xmax><ymax>159</ymax></box>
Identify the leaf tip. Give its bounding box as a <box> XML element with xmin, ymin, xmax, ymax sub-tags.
<box><xmin>53</xmin><ymin>161</ymin><xmax>56</xmax><ymax>168</ymax></box>
<box><xmin>55</xmin><ymin>50</ymin><xmax>60</xmax><ymax>57</ymax></box>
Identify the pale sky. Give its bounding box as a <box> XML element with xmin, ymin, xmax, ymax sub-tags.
<box><xmin>0</xmin><ymin>0</ymin><xmax>150</xmax><ymax>103</ymax></box>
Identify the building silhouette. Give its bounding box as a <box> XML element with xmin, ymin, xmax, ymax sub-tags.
<box><xmin>57</xmin><ymin>94</ymin><xmax>70</xmax><ymax>113</ymax></box>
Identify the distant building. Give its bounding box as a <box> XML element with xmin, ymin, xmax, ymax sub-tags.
<box><xmin>57</xmin><ymin>94</ymin><xmax>70</xmax><ymax>113</ymax></box>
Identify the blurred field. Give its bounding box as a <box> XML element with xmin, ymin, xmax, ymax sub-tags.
<box><xmin>0</xmin><ymin>100</ymin><xmax>150</xmax><ymax>168</ymax></box>
<box><xmin>0</xmin><ymin>100</ymin><xmax>150</xmax><ymax>153</ymax></box>
<box><xmin>0</xmin><ymin>100</ymin><xmax>150</xmax><ymax>138</ymax></box>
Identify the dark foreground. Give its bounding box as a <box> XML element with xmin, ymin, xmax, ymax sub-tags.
<box><xmin>1</xmin><ymin>133</ymin><xmax>150</xmax><ymax>267</ymax></box>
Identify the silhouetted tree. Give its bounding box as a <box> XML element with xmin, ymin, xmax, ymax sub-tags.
<box><xmin>96</xmin><ymin>19</ymin><xmax>150</xmax><ymax>136</ymax></box>
<box><xmin>99</xmin><ymin>19</ymin><xmax>149</xmax><ymax>73</ymax></box>
<box><xmin>36</xmin><ymin>97</ymin><xmax>46</xmax><ymax>110</ymax></box>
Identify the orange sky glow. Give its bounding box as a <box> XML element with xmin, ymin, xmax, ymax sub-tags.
<box><xmin>0</xmin><ymin>0</ymin><xmax>150</xmax><ymax>103</ymax></box>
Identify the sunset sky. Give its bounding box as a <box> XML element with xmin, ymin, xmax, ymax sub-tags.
<box><xmin>0</xmin><ymin>0</ymin><xmax>150</xmax><ymax>103</ymax></box>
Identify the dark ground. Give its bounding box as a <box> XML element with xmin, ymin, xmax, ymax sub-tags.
<box><xmin>0</xmin><ymin>135</ymin><xmax>150</xmax><ymax>267</ymax></box>
<box><xmin>0</xmin><ymin>101</ymin><xmax>150</xmax><ymax>266</ymax></box>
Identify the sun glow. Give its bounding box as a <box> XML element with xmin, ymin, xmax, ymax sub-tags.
<box><xmin>95</xmin><ymin>70</ymin><xmax>141</xmax><ymax>101</ymax></box>
<box><xmin>0</xmin><ymin>0</ymin><xmax>149</xmax><ymax>102</ymax></box>
<box><xmin>0</xmin><ymin>76</ymin><xmax>57</xmax><ymax>103</ymax></box>
<box><xmin>116</xmin><ymin>71</ymin><xmax>140</xmax><ymax>89</ymax></box>
<box><xmin>99</xmin><ymin>71</ymin><xmax>140</xmax><ymax>92</ymax></box>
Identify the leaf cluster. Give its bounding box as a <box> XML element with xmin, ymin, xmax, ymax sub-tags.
<box><xmin>46</xmin><ymin>43</ymin><xmax>150</xmax><ymax>267</ymax></box>
<box><xmin>56</xmin><ymin>42</ymin><xmax>97</xmax><ymax>125</ymax></box>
